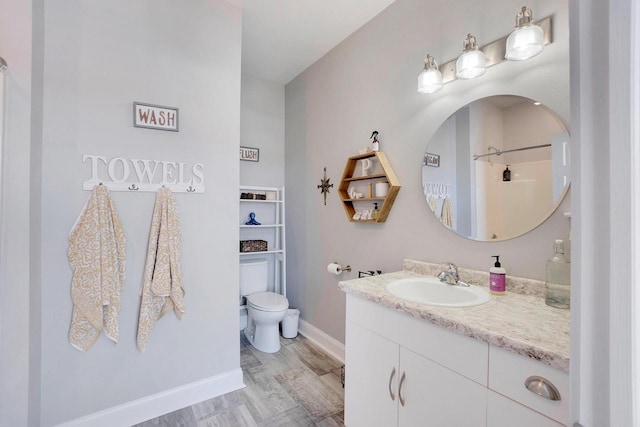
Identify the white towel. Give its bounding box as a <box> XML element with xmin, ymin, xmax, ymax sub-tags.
<box><xmin>68</xmin><ymin>184</ymin><xmax>126</xmax><ymax>352</ymax></box>
<box><xmin>427</xmin><ymin>194</ymin><xmax>438</xmax><ymax>214</ymax></box>
<box><xmin>137</xmin><ymin>187</ymin><xmax>185</xmax><ymax>352</ymax></box>
<box><xmin>440</xmin><ymin>196</ymin><xmax>455</xmax><ymax>230</ymax></box>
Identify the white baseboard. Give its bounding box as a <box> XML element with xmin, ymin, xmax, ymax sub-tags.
<box><xmin>57</xmin><ymin>368</ymin><xmax>245</xmax><ymax>427</ymax></box>
<box><xmin>298</xmin><ymin>319</ymin><xmax>345</xmax><ymax>364</ymax></box>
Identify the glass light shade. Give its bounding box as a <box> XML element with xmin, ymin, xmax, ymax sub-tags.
<box><xmin>505</xmin><ymin>23</ymin><xmax>544</xmax><ymax>60</ymax></box>
<box><xmin>417</xmin><ymin>68</ymin><xmax>443</xmax><ymax>94</ymax></box>
<box><xmin>417</xmin><ymin>54</ymin><xmax>443</xmax><ymax>94</ymax></box>
<box><xmin>455</xmin><ymin>49</ymin><xmax>486</xmax><ymax>79</ymax></box>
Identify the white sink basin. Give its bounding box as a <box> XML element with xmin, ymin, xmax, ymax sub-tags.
<box><xmin>386</xmin><ymin>277</ymin><xmax>490</xmax><ymax>307</ymax></box>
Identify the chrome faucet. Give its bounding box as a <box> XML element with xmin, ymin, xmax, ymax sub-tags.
<box><xmin>437</xmin><ymin>262</ymin><xmax>470</xmax><ymax>287</ymax></box>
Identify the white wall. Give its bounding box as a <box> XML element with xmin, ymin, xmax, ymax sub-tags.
<box><xmin>240</xmin><ymin>75</ymin><xmax>285</xmax><ymax>187</ymax></box>
<box><xmin>569</xmin><ymin>0</ymin><xmax>638</xmax><ymax>424</ymax></box>
<box><xmin>471</xmin><ymin>100</ymin><xmax>504</xmax><ymax>164</ymax></box>
<box><xmin>239</xmin><ymin>75</ymin><xmax>285</xmax><ymax>303</ymax></box>
<box><xmin>0</xmin><ymin>2</ymin><xmax>36</xmax><ymax>426</ymax></box>
<box><xmin>502</xmin><ymin>101</ymin><xmax>565</xmax><ymax>164</ymax></box>
<box><xmin>285</xmin><ymin>0</ymin><xmax>571</xmax><ymax>343</ymax></box>
<box><xmin>500</xmin><ymin>160</ymin><xmax>553</xmax><ymax>238</ymax></box>
<box><xmin>35</xmin><ymin>1</ymin><xmax>242</xmax><ymax>425</ymax></box>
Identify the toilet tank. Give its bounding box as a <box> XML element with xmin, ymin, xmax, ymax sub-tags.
<box><xmin>240</xmin><ymin>259</ymin><xmax>269</xmax><ymax>296</ymax></box>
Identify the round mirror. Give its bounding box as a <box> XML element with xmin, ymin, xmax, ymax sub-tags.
<box><xmin>422</xmin><ymin>95</ymin><xmax>570</xmax><ymax>241</ymax></box>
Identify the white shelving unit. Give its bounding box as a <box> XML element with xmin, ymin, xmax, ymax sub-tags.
<box><xmin>239</xmin><ymin>186</ymin><xmax>286</xmax><ymax>297</ymax></box>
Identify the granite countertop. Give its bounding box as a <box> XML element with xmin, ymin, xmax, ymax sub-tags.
<box><xmin>338</xmin><ymin>259</ymin><xmax>570</xmax><ymax>372</ymax></box>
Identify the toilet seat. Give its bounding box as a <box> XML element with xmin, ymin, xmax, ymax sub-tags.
<box><xmin>246</xmin><ymin>291</ymin><xmax>288</xmax><ymax>312</ymax></box>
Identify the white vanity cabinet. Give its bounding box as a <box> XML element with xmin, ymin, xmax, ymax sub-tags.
<box><xmin>398</xmin><ymin>346</ymin><xmax>487</xmax><ymax>426</ymax></box>
<box><xmin>487</xmin><ymin>392</ymin><xmax>564</xmax><ymax>427</ymax></box>
<box><xmin>487</xmin><ymin>345</ymin><xmax>569</xmax><ymax>426</ymax></box>
<box><xmin>345</xmin><ymin>321</ymin><xmax>402</xmax><ymax>427</ymax></box>
<box><xmin>344</xmin><ymin>294</ymin><xmax>570</xmax><ymax>427</ymax></box>
<box><xmin>345</xmin><ymin>295</ymin><xmax>488</xmax><ymax>427</ymax></box>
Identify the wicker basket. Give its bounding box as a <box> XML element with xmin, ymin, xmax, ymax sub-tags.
<box><xmin>240</xmin><ymin>192</ymin><xmax>267</xmax><ymax>200</ymax></box>
<box><xmin>240</xmin><ymin>240</ymin><xmax>268</xmax><ymax>252</ymax></box>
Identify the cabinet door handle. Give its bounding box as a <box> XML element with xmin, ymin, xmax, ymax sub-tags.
<box><xmin>524</xmin><ymin>376</ymin><xmax>561</xmax><ymax>401</ymax></box>
<box><xmin>398</xmin><ymin>371</ymin><xmax>406</xmax><ymax>407</ymax></box>
<box><xmin>388</xmin><ymin>367</ymin><xmax>396</xmax><ymax>401</ymax></box>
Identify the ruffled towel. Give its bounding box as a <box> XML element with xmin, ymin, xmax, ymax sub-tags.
<box><xmin>68</xmin><ymin>184</ymin><xmax>126</xmax><ymax>352</ymax></box>
<box><xmin>137</xmin><ymin>187</ymin><xmax>185</xmax><ymax>352</ymax></box>
<box><xmin>440</xmin><ymin>196</ymin><xmax>455</xmax><ymax>230</ymax></box>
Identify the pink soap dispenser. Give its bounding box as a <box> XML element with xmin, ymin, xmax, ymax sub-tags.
<box><xmin>490</xmin><ymin>255</ymin><xmax>506</xmax><ymax>295</ymax></box>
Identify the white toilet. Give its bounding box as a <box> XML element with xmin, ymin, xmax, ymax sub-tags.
<box><xmin>240</xmin><ymin>259</ymin><xmax>289</xmax><ymax>353</ymax></box>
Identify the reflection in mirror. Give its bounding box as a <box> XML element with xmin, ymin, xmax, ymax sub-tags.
<box><xmin>422</xmin><ymin>95</ymin><xmax>570</xmax><ymax>241</ymax></box>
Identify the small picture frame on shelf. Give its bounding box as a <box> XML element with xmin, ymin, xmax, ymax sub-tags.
<box><xmin>424</xmin><ymin>152</ymin><xmax>440</xmax><ymax>167</ymax></box>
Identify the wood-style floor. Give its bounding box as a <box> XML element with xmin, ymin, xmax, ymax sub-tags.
<box><xmin>134</xmin><ymin>332</ymin><xmax>345</xmax><ymax>426</ymax></box>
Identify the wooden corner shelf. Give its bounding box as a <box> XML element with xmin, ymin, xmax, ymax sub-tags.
<box><xmin>338</xmin><ymin>151</ymin><xmax>401</xmax><ymax>223</ymax></box>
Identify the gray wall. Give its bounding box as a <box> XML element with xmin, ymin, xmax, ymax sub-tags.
<box><xmin>37</xmin><ymin>1</ymin><xmax>242</xmax><ymax>424</ymax></box>
<box><xmin>240</xmin><ymin>75</ymin><xmax>285</xmax><ymax>187</ymax></box>
<box><xmin>284</xmin><ymin>0</ymin><xmax>571</xmax><ymax>343</ymax></box>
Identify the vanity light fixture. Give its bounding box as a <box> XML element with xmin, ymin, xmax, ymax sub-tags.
<box><xmin>417</xmin><ymin>6</ymin><xmax>552</xmax><ymax>95</ymax></box>
<box><xmin>505</xmin><ymin>7</ymin><xmax>545</xmax><ymax>61</ymax></box>
<box><xmin>455</xmin><ymin>34</ymin><xmax>486</xmax><ymax>79</ymax></box>
<box><xmin>417</xmin><ymin>54</ymin><xmax>444</xmax><ymax>94</ymax></box>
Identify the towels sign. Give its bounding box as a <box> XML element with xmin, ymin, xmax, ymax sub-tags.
<box><xmin>83</xmin><ymin>154</ymin><xmax>204</xmax><ymax>193</ymax></box>
<box><xmin>424</xmin><ymin>181</ymin><xmax>451</xmax><ymax>199</ymax></box>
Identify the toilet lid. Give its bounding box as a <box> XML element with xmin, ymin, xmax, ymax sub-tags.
<box><xmin>246</xmin><ymin>292</ymin><xmax>289</xmax><ymax>312</ymax></box>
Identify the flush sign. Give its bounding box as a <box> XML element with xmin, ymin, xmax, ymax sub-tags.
<box><xmin>240</xmin><ymin>146</ymin><xmax>259</xmax><ymax>162</ymax></box>
<box><xmin>133</xmin><ymin>102</ymin><xmax>179</xmax><ymax>132</ymax></box>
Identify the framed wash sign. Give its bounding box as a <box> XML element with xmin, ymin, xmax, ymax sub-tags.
<box><xmin>240</xmin><ymin>146</ymin><xmax>259</xmax><ymax>162</ymax></box>
<box><xmin>424</xmin><ymin>152</ymin><xmax>440</xmax><ymax>167</ymax></box>
<box><xmin>133</xmin><ymin>102</ymin><xmax>179</xmax><ymax>132</ymax></box>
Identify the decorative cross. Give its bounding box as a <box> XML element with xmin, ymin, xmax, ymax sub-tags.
<box><xmin>317</xmin><ymin>167</ymin><xmax>334</xmax><ymax>206</ymax></box>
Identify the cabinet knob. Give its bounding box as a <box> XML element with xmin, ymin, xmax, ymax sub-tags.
<box><xmin>524</xmin><ymin>376</ymin><xmax>561</xmax><ymax>401</ymax></box>
<box><xmin>388</xmin><ymin>367</ymin><xmax>396</xmax><ymax>401</ymax></box>
<box><xmin>398</xmin><ymin>371</ymin><xmax>406</xmax><ymax>407</ymax></box>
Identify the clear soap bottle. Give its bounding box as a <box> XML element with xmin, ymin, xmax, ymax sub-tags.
<box><xmin>545</xmin><ymin>239</ymin><xmax>570</xmax><ymax>309</ymax></box>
